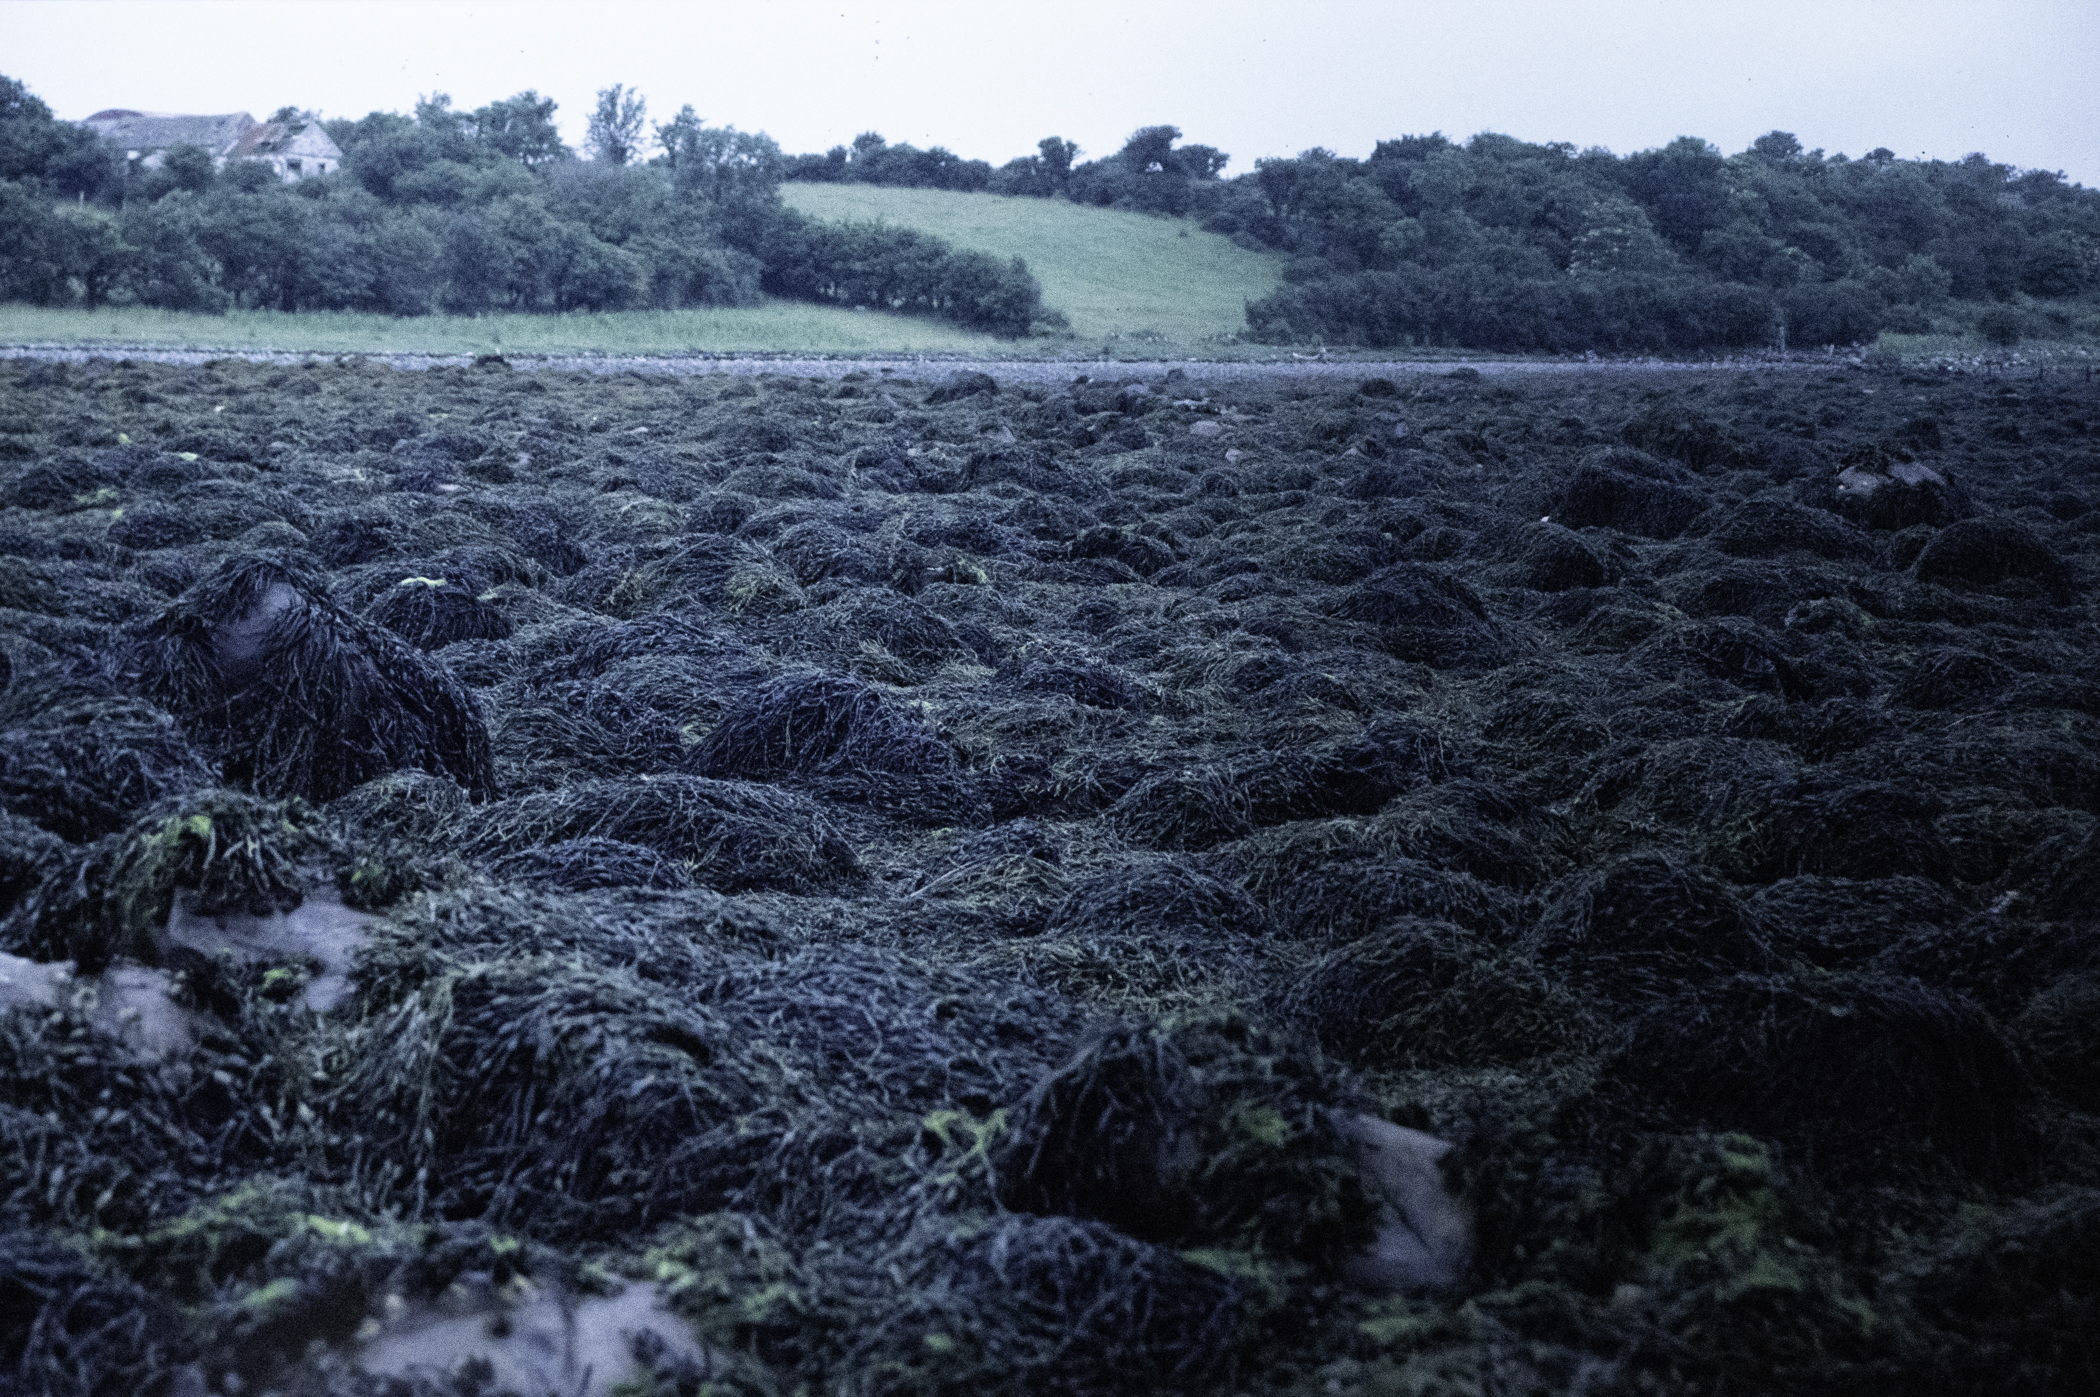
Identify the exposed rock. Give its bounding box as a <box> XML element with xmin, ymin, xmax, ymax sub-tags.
<box><xmin>926</xmin><ymin>370</ymin><xmax>999</xmax><ymax>404</ymax></box>
<box><xmin>1341</xmin><ymin>1114</ymin><xmax>1473</xmax><ymax>1292</ymax></box>
<box><xmin>0</xmin><ymin>950</ymin><xmax>206</xmax><ymax>1057</ymax></box>
<box><xmin>161</xmin><ymin>888</ymin><xmax>378</xmax><ymax>1012</ymax></box>
<box><xmin>357</xmin><ymin>1277</ymin><xmax>720</xmax><ymax>1397</ymax></box>
<box><xmin>1828</xmin><ymin>457</ymin><xmax>1971</xmax><ymax>530</ymax></box>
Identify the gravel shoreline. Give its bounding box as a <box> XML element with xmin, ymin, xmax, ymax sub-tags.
<box><xmin>0</xmin><ymin>343</ymin><xmax>1828</xmax><ymax>383</ymax></box>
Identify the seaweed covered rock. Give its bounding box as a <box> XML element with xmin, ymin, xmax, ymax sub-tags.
<box><xmin>873</xmin><ymin>1214</ymin><xmax>1247</xmax><ymax>1396</ymax></box>
<box><xmin>925</xmin><ymin>370</ymin><xmax>999</xmax><ymax>404</ymax></box>
<box><xmin>691</xmin><ymin>671</ymin><xmax>982</xmax><ymax>823</ymax></box>
<box><xmin>103</xmin><ymin>789</ymin><xmax>337</xmax><ymax>957</ymax></box>
<box><xmin>489</xmin><ymin>836</ymin><xmax>694</xmax><ymax>892</ymax></box>
<box><xmin>1827</xmin><ymin>454</ymin><xmax>1971</xmax><ymax>531</ymax></box>
<box><xmin>1624</xmin><ymin>617</ymin><xmax>1808</xmax><ymax>697</ymax></box>
<box><xmin>5</xmin><ymin>788</ymin><xmax>339</xmax><ymax>969</ymax></box>
<box><xmin>464</xmin><ymin>775</ymin><xmax>857</xmax><ymax>893</ymax></box>
<box><xmin>1908</xmin><ymin>1188</ymin><xmax>2100</xmax><ymax>1397</ymax></box>
<box><xmin>338</xmin><ymin>956</ymin><xmax>758</xmax><ymax>1237</ymax></box>
<box><xmin>1291</xmin><ymin>918</ymin><xmax>1584</xmax><ymax>1068</ymax></box>
<box><xmin>1070</xmin><ymin>525</ymin><xmax>1177</xmax><ymax>577</ymax></box>
<box><xmin>1511</xmin><ymin>521</ymin><xmax>1609</xmax><ymax>592</ymax></box>
<box><xmin>1895</xmin><ymin>646</ymin><xmax>2015</xmax><ymax>709</ymax></box>
<box><xmin>993</xmin><ymin>1011</ymin><xmax>1378</xmax><ymax>1268</ymax></box>
<box><xmin>782</xmin><ymin>587</ymin><xmax>976</xmax><ymax>678</ymax></box>
<box><xmin>337</xmin><ymin>929</ymin><xmax>1076</xmax><ymax>1245</ymax></box>
<box><xmin>995</xmin><ymin>860</ymin><xmax>1264</xmax><ymax>1010</ymax></box>
<box><xmin>127</xmin><ymin>554</ymin><xmax>494</xmax><ymax>803</ymax></box>
<box><xmin>363</xmin><ymin>575</ymin><xmax>513</xmax><ymax>650</ymax></box>
<box><xmin>2013</xmin><ymin>975</ymin><xmax>2100</xmax><ymax>1109</ymax></box>
<box><xmin>493</xmin><ymin>677</ymin><xmax>685</xmax><ymax>783</ymax></box>
<box><xmin>605</xmin><ymin>534</ymin><xmax>805</xmax><ymax>617</ymax></box>
<box><xmin>1556</xmin><ymin>448</ymin><xmax>1707</xmax><ymax>539</ymax></box>
<box><xmin>1242</xmin><ymin>840</ymin><xmax>1518</xmax><ymax>940</ymax></box>
<box><xmin>0</xmin><ymin>809</ymin><xmax>63</xmax><ymax>916</ymax></box>
<box><xmin>0</xmin><ymin>687</ymin><xmax>213</xmax><ymax>843</ymax></box>
<box><xmin>1108</xmin><ymin>729</ymin><xmax>1438</xmax><ymax>853</ymax></box>
<box><xmin>1333</xmin><ymin>562</ymin><xmax>1502</xmax><ymax>668</ymax></box>
<box><xmin>1873</xmin><ymin>910</ymin><xmax>2100</xmax><ymax>1021</ymax></box>
<box><xmin>1535</xmin><ymin>852</ymin><xmax>1773</xmax><ymax>998</ymax></box>
<box><xmin>325</xmin><ymin>768</ymin><xmax>472</xmax><ymax>846</ymax></box>
<box><xmin>1749</xmin><ymin>875</ymin><xmax>1960</xmax><ymax>971</ymax></box>
<box><xmin>1050</xmin><ymin>863</ymin><xmax>1264</xmax><ymax>950</ymax></box>
<box><xmin>1912</xmin><ymin>516</ymin><xmax>2073</xmax><ymax>600</ymax></box>
<box><xmin>0</xmin><ymin>1225</ymin><xmax>170</xmax><ymax>1396</ymax></box>
<box><xmin>1706</xmin><ymin>498</ymin><xmax>1878</xmax><ymax>562</ymax></box>
<box><xmin>1749</xmin><ymin>773</ymin><xmax>1952</xmax><ymax>883</ymax></box>
<box><xmin>1604</xmin><ymin>971</ymin><xmax>2036</xmax><ymax>1182</ymax></box>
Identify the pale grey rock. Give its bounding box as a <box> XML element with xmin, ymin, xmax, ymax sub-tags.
<box><xmin>92</xmin><ymin>963</ymin><xmax>208</xmax><ymax>1057</ymax></box>
<box><xmin>358</xmin><ymin>1277</ymin><xmax>719</xmax><ymax>1397</ymax></box>
<box><xmin>161</xmin><ymin>888</ymin><xmax>376</xmax><ymax>1011</ymax></box>
<box><xmin>0</xmin><ymin>951</ymin><xmax>206</xmax><ymax>1057</ymax></box>
<box><xmin>0</xmin><ymin>951</ymin><xmax>68</xmax><ymax>1014</ymax></box>
<box><xmin>1342</xmin><ymin>1114</ymin><xmax>1474</xmax><ymax>1293</ymax></box>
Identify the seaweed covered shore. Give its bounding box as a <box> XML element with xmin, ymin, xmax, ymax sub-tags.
<box><xmin>0</xmin><ymin>353</ymin><xmax>2096</xmax><ymax>1395</ymax></box>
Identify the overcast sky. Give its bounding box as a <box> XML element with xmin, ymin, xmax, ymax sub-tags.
<box><xmin>6</xmin><ymin>0</ymin><xmax>2096</xmax><ymax>185</ymax></box>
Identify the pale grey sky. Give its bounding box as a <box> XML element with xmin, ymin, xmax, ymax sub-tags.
<box><xmin>5</xmin><ymin>0</ymin><xmax>2096</xmax><ymax>185</ymax></box>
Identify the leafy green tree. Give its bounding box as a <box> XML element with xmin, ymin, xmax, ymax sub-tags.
<box><xmin>1176</xmin><ymin>144</ymin><xmax>1230</xmax><ymax>180</ymax></box>
<box><xmin>1569</xmin><ymin>196</ymin><xmax>1680</xmax><ymax>277</ymax></box>
<box><xmin>0</xmin><ymin>74</ymin><xmax>116</xmax><ymax>197</ymax></box>
<box><xmin>52</xmin><ymin>204</ymin><xmax>127</xmax><ymax>306</ymax></box>
<box><xmin>412</xmin><ymin>92</ymin><xmax>477</xmax><ymax>162</ymax></box>
<box><xmin>655</xmin><ymin>105</ymin><xmax>704</xmax><ymax>167</ymax></box>
<box><xmin>475</xmin><ymin>91</ymin><xmax>569</xmax><ymax>167</ymax></box>
<box><xmin>0</xmin><ymin>179</ymin><xmax>69</xmax><ymax>302</ymax></box>
<box><xmin>158</xmin><ymin>144</ymin><xmax>218</xmax><ymax>195</ymax></box>
<box><xmin>1119</xmin><ymin>125</ymin><xmax>1181</xmax><ymax>175</ymax></box>
<box><xmin>193</xmin><ymin>174</ymin><xmax>312</xmax><ymax>308</ymax></box>
<box><xmin>1751</xmin><ymin>131</ymin><xmax>1804</xmax><ymax>162</ymax></box>
<box><xmin>118</xmin><ymin>193</ymin><xmax>228</xmax><ymax>310</ymax></box>
<box><xmin>587</xmin><ymin>84</ymin><xmax>648</xmax><ymax>165</ymax></box>
<box><xmin>665</xmin><ymin>122</ymin><xmax>783</xmax><ymax>213</ymax></box>
<box><xmin>2020</xmin><ymin>229</ymin><xmax>2098</xmax><ymax>296</ymax></box>
<box><xmin>1623</xmin><ymin>136</ymin><xmax>1734</xmax><ymax>252</ymax></box>
<box><xmin>1039</xmin><ymin>137</ymin><xmax>1077</xmax><ymax>180</ymax></box>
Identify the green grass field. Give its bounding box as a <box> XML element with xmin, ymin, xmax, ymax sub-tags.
<box><xmin>0</xmin><ymin>301</ymin><xmax>1019</xmax><ymax>358</ymax></box>
<box><xmin>783</xmin><ymin>184</ymin><xmax>1283</xmax><ymax>349</ymax></box>
<box><xmin>0</xmin><ymin>191</ymin><xmax>1281</xmax><ymax>359</ymax></box>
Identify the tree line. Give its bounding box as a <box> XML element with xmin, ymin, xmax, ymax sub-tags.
<box><xmin>786</xmin><ymin>124</ymin><xmax>2100</xmax><ymax>351</ymax></box>
<box><xmin>0</xmin><ymin>77</ymin><xmax>1046</xmax><ymax>336</ymax></box>
<box><xmin>6</xmin><ymin>64</ymin><xmax>2095</xmax><ymax>351</ymax></box>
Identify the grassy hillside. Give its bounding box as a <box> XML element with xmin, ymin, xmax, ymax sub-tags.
<box><xmin>0</xmin><ymin>302</ymin><xmax>1020</xmax><ymax>357</ymax></box>
<box><xmin>783</xmin><ymin>184</ymin><xmax>1283</xmax><ymax>348</ymax></box>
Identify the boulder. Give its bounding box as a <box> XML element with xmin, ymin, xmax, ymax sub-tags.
<box><xmin>926</xmin><ymin>370</ymin><xmax>999</xmax><ymax>404</ymax></box>
<box><xmin>1828</xmin><ymin>457</ymin><xmax>1971</xmax><ymax>530</ymax></box>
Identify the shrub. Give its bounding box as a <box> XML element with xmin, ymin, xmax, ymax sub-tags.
<box><xmin>1975</xmin><ymin>304</ymin><xmax>2028</xmax><ymax>347</ymax></box>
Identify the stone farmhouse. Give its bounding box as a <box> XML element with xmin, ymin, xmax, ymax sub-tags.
<box><xmin>82</xmin><ymin>110</ymin><xmax>343</xmax><ymax>181</ymax></box>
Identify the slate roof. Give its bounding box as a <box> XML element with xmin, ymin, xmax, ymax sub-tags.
<box><xmin>83</xmin><ymin>110</ymin><xmax>257</xmax><ymax>156</ymax></box>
